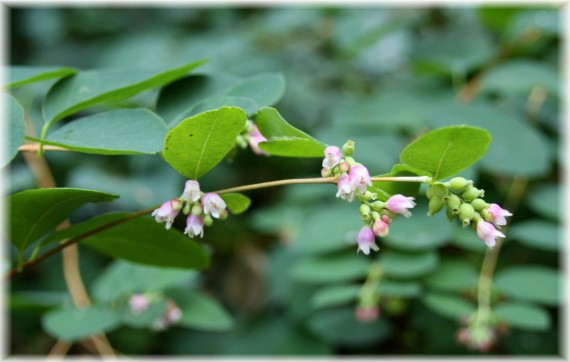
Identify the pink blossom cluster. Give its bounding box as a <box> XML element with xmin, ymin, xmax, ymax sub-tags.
<box><xmin>151</xmin><ymin>179</ymin><xmax>227</xmax><ymax>239</ymax></box>
<box><xmin>128</xmin><ymin>294</ymin><xmax>182</xmax><ymax>332</ymax></box>
<box><xmin>475</xmin><ymin>204</ymin><xmax>512</xmax><ymax>248</ymax></box>
<box><xmin>455</xmin><ymin>313</ymin><xmax>507</xmax><ymax>352</ymax></box>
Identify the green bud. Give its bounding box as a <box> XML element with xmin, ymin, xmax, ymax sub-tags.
<box><xmin>342</xmin><ymin>140</ymin><xmax>355</xmax><ymax>156</ymax></box>
<box><xmin>480</xmin><ymin>209</ymin><xmax>493</xmax><ymax>223</ymax></box>
<box><xmin>345</xmin><ymin>156</ymin><xmax>356</xmax><ymax>166</ymax></box>
<box><xmin>183</xmin><ymin>202</ymin><xmax>191</xmax><ymax>215</ymax></box>
<box><xmin>370</xmin><ymin>201</ymin><xmax>386</xmax><ymax>210</ymax></box>
<box><xmin>218</xmin><ymin>209</ymin><xmax>228</xmax><ymax>220</ymax></box>
<box><xmin>372</xmin><ymin>211</ymin><xmax>381</xmax><ymax>221</ymax></box>
<box><xmin>470</xmin><ymin>198</ymin><xmax>489</xmax><ymax>211</ymax></box>
<box><xmin>339</xmin><ymin>162</ymin><xmax>350</xmax><ymax>173</ymax></box>
<box><xmin>426</xmin><ymin>185</ymin><xmax>434</xmax><ymax>199</ymax></box>
<box><xmin>321</xmin><ymin>167</ymin><xmax>332</xmax><ymax>177</ymax></box>
<box><xmin>362</xmin><ymin>191</ymin><xmax>377</xmax><ymax>201</ymax></box>
<box><xmin>191</xmin><ymin>204</ymin><xmax>203</xmax><ymax>216</ymax></box>
<box><xmin>235</xmin><ymin>134</ymin><xmax>248</xmax><ymax>149</ymax></box>
<box><xmin>332</xmin><ymin>166</ymin><xmax>341</xmax><ymax>176</ymax></box>
<box><xmin>360</xmin><ymin>204</ymin><xmax>371</xmax><ymax>217</ymax></box>
<box><xmin>458</xmin><ymin>203</ymin><xmax>475</xmax><ymax>227</ymax></box>
<box><xmin>472</xmin><ymin>212</ymin><xmax>483</xmax><ymax>224</ymax></box>
<box><xmin>427</xmin><ymin>196</ymin><xmax>444</xmax><ymax>216</ymax></box>
<box><xmin>462</xmin><ymin>186</ymin><xmax>482</xmax><ymax>201</ymax></box>
<box><xmin>449</xmin><ymin>177</ymin><xmax>473</xmax><ymax>192</ymax></box>
<box><xmin>204</xmin><ymin>215</ymin><xmax>214</xmax><ymax>227</ymax></box>
<box><xmin>446</xmin><ymin>194</ymin><xmax>461</xmax><ymax>214</ymax></box>
<box><xmin>428</xmin><ymin>183</ymin><xmax>449</xmax><ymax>199</ymax></box>
<box><xmin>445</xmin><ymin>204</ymin><xmax>455</xmax><ymax>222</ymax></box>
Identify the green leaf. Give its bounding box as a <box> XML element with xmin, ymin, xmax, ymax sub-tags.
<box><xmin>169</xmin><ymin>289</ymin><xmax>235</xmax><ymax>331</ymax></box>
<box><xmin>422</xmin><ymin>293</ymin><xmax>476</xmax><ymax>320</ymax></box>
<box><xmin>480</xmin><ymin>60</ymin><xmax>559</xmax><ymax>97</ymax></box>
<box><xmin>4</xmin><ymin>93</ymin><xmax>26</xmax><ymax>167</ymax></box>
<box><xmin>55</xmin><ymin>212</ymin><xmax>209</xmax><ymax>270</ymax></box>
<box><xmin>526</xmin><ymin>184</ymin><xmax>560</xmax><ymax>221</ymax></box>
<box><xmin>509</xmin><ymin>220</ymin><xmax>559</xmax><ymax>251</ymax></box>
<box><xmin>493</xmin><ymin>302</ymin><xmax>550</xmax><ymax>331</ymax></box>
<box><xmin>92</xmin><ymin>259</ymin><xmax>197</xmax><ymax>303</ymax></box>
<box><xmin>6</xmin><ymin>66</ymin><xmax>77</xmax><ymax>88</ymax></box>
<box><xmin>220</xmin><ymin>193</ymin><xmax>251</xmax><ymax>215</ymax></box>
<box><xmin>379</xmin><ymin>250</ymin><xmax>439</xmax><ymax>279</ymax></box>
<box><xmin>7</xmin><ymin>188</ymin><xmax>118</xmax><ymax>253</ymax></box>
<box><xmin>423</xmin><ymin>260</ymin><xmax>479</xmax><ymax>292</ymax></box>
<box><xmin>162</xmin><ymin>106</ymin><xmax>247</xmax><ymax>179</ymax></box>
<box><xmin>377</xmin><ymin>280</ymin><xmax>421</xmax><ymax>297</ymax></box>
<box><xmin>399</xmin><ymin>125</ymin><xmax>491</xmax><ymax>181</ymax></box>
<box><xmin>290</xmin><ymin>254</ymin><xmax>370</xmax><ymax>284</ymax></box>
<box><xmin>224</xmin><ymin>73</ymin><xmax>285</xmax><ymax>108</ymax></box>
<box><xmin>42</xmin><ymin>306</ymin><xmax>121</xmax><ymax>342</ymax></box>
<box><xmin>311</xmin><ymin>284</ymin><xmax>360</xmax><ymax>309</ymax></box>
<box><xmin>495</xmin><ymin>266</ymin><xmax>560</xmax><ymax>306</ymax></box>
<box><xmin>42</xmin><ymin>60</ymin><xmax>206</xmax><ymax>124</ymax></box>
<box><xmin>255</xmin><ymin>107</ymin><xmax>326</xmax><ymax>157</ymax></box>
<box><xmin>35</xmin><ymin>108</ymin><xmax>168</xmax><ymax>155</ymax></box>
<box><xmin>307</xmin><ymin>307</ymin><xmax>392</xmax><ymax>346</ymax></box>
<box><xmin>172</xmin><ymin>96</ymin><xmax>258</xmax><ymax>126</ymax></box>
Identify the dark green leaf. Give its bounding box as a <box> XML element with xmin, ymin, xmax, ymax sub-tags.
<box><xmin>6</xmin><ymin>66</ymin><xmax>77</xmax><ymax>88</ymax></box>
<box><xmin>169</xmin><ymin>289</ymin><xmax>235</xmax><ymax>331</ymax></box>
<box><xmin>422</xmin><ymin>293</ymin><xmax>476</xmax><ymax>320</ymax></box>
<box><xmin>399</xmin><ymin>125</ymin><xmax>491</xmax><ymax>181</ymax></box>
<box><xmin>526</xmin><ymin>184</ymin><xmax>560</xmax><ymax>221</ymax></box>
<box><xmin>480</xmin><ymin>60</ymin><xmax>559</xmax><ymax>96</ymax></box>
<box><xmin>7</xmin><ymin>188</ymin><xmax>118</xmax><ymax>252</ymax></box>
<box><xmin>311</xmin><ymin>284</ymin><xmax>360</xmax><ymax>309</ymax></box>
<box><xmin>290</xmin><ymin>254</ymin><xmax>370</xmax><ymax>284</ymax></box>
<box><xmin>424</xmin><ymin>260</ymin><xmax>479</xmax><ymax>292</ymax></box>
<box><xmin>4</xmin><ymin>93</ymin><xmax>26</xmax><ymax>167</ymax></box>
<box><xmin>509</xmin><ymin>220</ymin><xmax>559</xmax><ymax>251</ymax></box>
<box><xmin>379</xmin><ymin>250</ymin><xmax>439</xmax><ymax>279</ymax></box>
<box><xmin>255</xmin><ymin>107</ymin><xmax>326</xmax><ymax>157</ymax></box>
<box><xmin>378</xmin><ymin>280</ymin><xmax>421</xmax><ymax>297</ymax></box>
<box><xmin>494</xmin><ymin>302</ymin><xmax>550</xmax><ymax>331</ymax></box>
<box><xmin>495</xmin><ymin>266</ymin><xmax>560</xmax><ymax>305</ymax></box>
<box><xmin>162</xmin><ymin>107</ymin><xmax>247</xmax><ymax>179</ymax></box>
<box><xmin>220</xmin><ymin>193</ymin><xmax>251</xmax><ymax>215</ymax></box>
<box><xmin>42</xmin><ymin>306</ymin><xmax>121</xmax><ymax>342</ymax></box>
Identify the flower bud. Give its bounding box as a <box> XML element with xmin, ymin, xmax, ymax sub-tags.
<box><xmin>428</xmin><ymin>183</ymin><xmax>448</xmax><ymax>199</ymax></box>
<box><xmin>446</xmin><ymin>194</ymin><xmax>461</xmax><ymax>214</ymax></box>
<box><xmin>372</xmin><ymin>219</ymin><xmax>389</xmax><ymax>237</ymax></box>
<box><xmin>204</xmin><ymin>215</ymin><xmax>213</xmax><ymax>227</ymax></box>
<box><xmin>339</xmin><ymin>162</ymin><xmax>350</xmax><ymax>173</ymax></box>
<box><xmin>427</xmin><ymin>196</ymin><xmax>444</xmax><ymax>216</ymax></box>
<box><xmin>462</xmin><ymin>187</ymin><xmax>483</xmax><ymax>201</ymax></box>
<box><xmin>171</xmin><ymin>198</ymin><xmax>183</xmax><ymax>211</ymax></box>
<box><xmin>372</xmin><ymin>211</ymin><xmax>381</xmax><ymax>221</ymax></box>
<box><xmin>218</xmin><ymin>209</ymin><xmax>228</xmax><ymax>220</ymax></box>
<box><xmin>470</xmin><ymin>198</ymin><xmax>489</xmax><ymax>211</ymax></box>
<box><xmin>183</xmin><ymin>202</ymin><xmax>191</xmax><ymax>215</ymax></box>
<box><xmin>370</xmin><ymin>201</ymin><xmax>386</xmax><ymax>210</ymax></box>
<box><xmin>449</xmin><ymin>177</ymin><xmax>473</xmax><ymax>192</ymax></box>
<box><xmin>321</xmin><ymin>167</ymin><xmax>332</xmax><ymax>177</ymax></box>
<box><xmin>342</xmin><ymin>140</ymin><xmax>355</xmax><ymax>156</ymax></box>
<box><xmin>235</xmin><ymin>134</ymin><xmax>248</xmax><ymax>149</ymax></box>
<box><xmin>458</xmin><ymin>203</ymin><xmax>475</xmax><ymax>227</ymax></box>
<box><xmin>344</xmin><ymin>156</ymin><xmax>356</xmax><ymax>166</ymax></box>
<box><xmin>191</xmin><ymin>204</ymin><xmax>203</xmax><ymax>216</ymax></box>
<box><xmin>360</xmin><ymin>204</ymin><xmax>371</xmax><ymax>218</ymax></box>
<box><xmin>381</xmin><ymin>215</ymin><xmax>391</xmax><ymax>224</ymax></box>
<box><xmin>445</xmin><ymin>204</ymin><xmax>455</xmax><ymax>221</ymax></box>
<box><xmin>362</xmin><ymin>191</ymin><xmax>377</xmax><ymax>201</ymax></box>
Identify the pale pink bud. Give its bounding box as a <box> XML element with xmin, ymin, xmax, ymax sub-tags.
<box><xmin>487</xmin><ymin>203</ymin><xmax>513</xmax><ymax>228</ymax></box>
<box><xmin>349</xmin><ymin>165</ymin><xmax>372</xmax><ymax>194</ymax></box>
<box><xmin>372</xmin><ymin>219</ymin><xmax>389</xmax><ymax>237</ymax></box>
<box><xmin>181</xmin><ymin>180</ymin><xmax>201</xmax><ymax>202</ymax></box>
<box><xmin>129</xmin><ymin>294</ymin><xmax>150</xmax><ymax>315</ymax></box>
<box><xmin>202</xmin><ymin>193</ymin><xmax>227</xmax><ymax>219</ymax></box>
<box><xmin>476</xmin><ymin>220</ymin><xmax>505</xmax><ymax>248</ymax></box>
<box><xmin>356</xmin><ymin>226</ymin><xmax>379</xmax><ymax>255</ymax></box>
<box><xmin>381</xmin><ymin>215</ymin><xmax>392</xmax><ymax>224</ymax></box>
<box><xmin>355</xmin><ymin>306</ymin><xmax>379</xmax><ymax>322</ymax></box>
<box><xmin>336</xmin><ymin>173</ymin><xmax>355</xmax><ymax>202</ymax></box>
<box><xmin>166</xmin><ymin>300</ymin><xmax>182</xmax><ymax>323</ymax></box>
<box><xmin>151</xmin><ymin>199</ymin><xmax>181</xmax><ymax>230</ymax></box>
<box><xmin>386</xmin><ymin>194</ymin><xmax>416</xmax><ymax>218</ymax></box>
<box><xmin>184</xmin><ymin>214</ymin><xmax>204</xmax><ymax>238</ymax></box>
<box><xmin>248</xmin><ymin>125</ymin><xmax>269</xmax><ymax>155</ymax></box>
<box><xmin>321</xmin><ymin>167</ymin><xmax>331</xmax><ymax>177</ymax></box>
<box><xmin>322</xmin><ymin>146</ymin><xmax>342</xmax><ymax>169</ymax></box>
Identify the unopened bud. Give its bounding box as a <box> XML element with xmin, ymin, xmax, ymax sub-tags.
<box><xmin>360</xmin><ymin>204</ymin><xmax>371</xmax><ymax>218</ymax></box>
<box><xmin>427</xmin><ymin>196</ymin><xmax>444</xmax><ymax>216</ymax></box>
<box><xmin>342</xmin><ymin>140</ymin><xmax>355</xmax><ymax>156</ymax></box>
<box><xmin>321</xmin><ymin>167</ymin><xmax>332</xmax><ymax>177</ymax></box>
<box><xmin>381</xmin><ymin>215</ymin><xmax>391</xmax><ymax>224</ymax></box>
<box><xmin>480</xmin><ymin>209</ymin><xmax>493</xmax><ymax>223</ymax></box>
<box><xmin>204</xmin><ymin>215</ymin><xmax>213</xmax><ymax>227</ymax></box>
<box><xmin>446</xmin><ymin>194</ymin><xmax>461</xmax><ymax>214</ymax></box>
<box><xmin>449</xmin><ymin>177</ymin><xmax>473</xmax><ymax>192</ymax></box>
<box><xmin>171</xmin><ymin>198</ymin><xmax>183</xmax><ymax>211</ymax></box>
<box><xmin>428</xmin><ymin>183</ymin><xmax>448</xmax><ymax>199</ymax></box>
<box><xmin>363</xmin><ymin>191</ymin><xmax>377</xmax><ymax>201</ymax></box>
<box><xmin>345</xmin><ymin>156</ymin><xmax>356</xmax><ymax>166</ymax></box>
<box><xmin>471</xmin><ymin>198</ymin><xmax>489</xmax><ymax>211</ymax></box>
<box><xmin>235</xmin><ymin>134</ymin><xmax>248</xmax><ymax>149</ymax></box>
<box><xmin>218</xmin><ymin>209</ymin><xmax>228</xmax><ymax>220</ymax></box>
<box><xmin>462</xmin><ymin>187</ymin><xmax>483</xmax><ymax>201</ymax></box>
<box><xmin>445</xmin><ymin>204</ymin><xmax>455</xmax><ymax>221</ymax></box>
<box><xmin>370</xmin><ymin>201</ymin><xmax>386</xmax><ymax>210</ymax></box>
<box><xmin>191</xmin><ymin>204</ymin><xmax>203</xmax><ymax>216</ymax></box>
<box><xmin>458</xmin><ymin>203</ymin><xmax>475</xmax><ymax>227</ymax></box>
<box><xmin>183</xmin><ymin>202</ymin><xmax>191</xmax><ymax>215</ymax></box>
<box><xmin>372</xmin><ymin>211</ymin><xmax>381</xmax><ymax>221</ymax></box>
<box><xmin>339</xmin><ymin>162</ymin><xmax>350</xmax><ymax>173</ymax></box>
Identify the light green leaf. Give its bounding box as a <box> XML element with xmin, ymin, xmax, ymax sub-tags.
<box><xmin>399</xmin><ymin>125</ymin><xmax>491</xmax><ymax>181</ymax></box>
<box><xmin>422</xmin><ymin>293</ymin><xmax>476</xmax><ymax>320</ymax></box>
<box><xmin>169</xmin><ymin>289</ymin><xmax>235</xmax><ymax>331</ymax></box>
<box><xmin>224</xmin><ymin>73</ymin><xmax>286</xmax><ymax>108</ymax></box>
<box><xmin>379</xmin><ymin>250</ymin><xmax>439</xmax><ymax>279</ymax></box>
<box><xmin>35</xmin><ymin>108</ymin><xmax>168</xmax><ymax>155</ymax></box>
<box><xmin>494</xmin><ymin>302</ymin><xmax>550</xmax><ymax>331</ymax></box>
<box><xmin>162</xmin><ymin>106</ymin><xmax>247</xmax><ymax>179</ymax></box>
<box><xmin>311</xmin><ymin>284</ymin><xmax>360</xmax><ymax>309</ymax></box>
<box><xmin>378</xmin><ymin>280</ymin><xmax>421</xmax><ymax>297</ymax></box>
<box><xmin>42</xmin><ymin>60</ymin><xmax>206</xmax><ymax>124</ymax></box>
<box><xmin>424</xmin><ymin>260</ymin><xmax>479</xmax><ymax>292</ymax></box>
<box><xmin>172</xmin><ymin>96</ymin><xmax>258</xmax><ymax>126</ymax></box>
<box><xmin>509</xmin><ymin>220</ymin><xmax>559</xmax><ymax>251</ymax></box>
<box><xmin>7</xmin><ymin>188</ymin><xmax>118</xmax><ymax>253</ymax></box>
<box><xmin>495</xmin><ymin>266</ymin><xmax>560</xmax><ymax>305</ymax></box>
<box><xmin>255</xmin><ymin>107</ymin><xmax>326</xmax><ymax>157</ymax></box>
<box><xmin>92</xmin><ymin>259</ymin><xmax>197</xmax><ymax>303</ymax></box>
<box><xmin>481</xmin><ymin>60</ymin><xmax>559</xmax><ymax>96</ymax></box>
<box><xmin>526</xmin><ymin>184</ymin><xmax>560</xmax><ymax>221</ymax></box>
<box><xmin>42</xmin><ymin>306</ymin><xmax>121</xmax><ymax>342</ymax></box>
<box><xmin>291</xmin><ymin>254</ymin><xmax>370</xmax><ymax>284</ymax></box>
<box><xmin>4</xmin><ymin>93</ymin><xmax>26</xmax><ymax>167</ymax></box>
<box><xmin>6</xmin><ymin>66</ymin><xmax>77</xmax><ymax>88</ymax></box>
<box><xmin>220</xmin><ymin>193</ymin><xmax>251</xmax><ymax>215</ymax></box>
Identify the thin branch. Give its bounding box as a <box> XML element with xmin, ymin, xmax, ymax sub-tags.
<box><xmin>19</xmin><ymin>144</ymin><xmax>70</xmax><ymax>152</ymax></box>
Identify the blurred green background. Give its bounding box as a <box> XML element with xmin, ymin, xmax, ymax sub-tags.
<box><xmin>7</xmin><ymin>5</ymin><xmax>561</xmax><ymax>356</ymax></box>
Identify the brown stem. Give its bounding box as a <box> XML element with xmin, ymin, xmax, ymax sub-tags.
<box><xmin>19</xmin><ymin>144</ymin><xmax>70</xmax><ymax>152</ymax></box>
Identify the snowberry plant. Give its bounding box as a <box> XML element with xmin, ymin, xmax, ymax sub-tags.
<box><xmin>5</xmin><ymin>62</ymin><xmax>513</xmax><ymax>352</ymax></box>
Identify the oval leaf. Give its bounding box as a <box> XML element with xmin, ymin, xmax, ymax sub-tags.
<box><xmin>4</xmin><ymin>93</ymin><xmax>26</xmax><ymax>167</ymax></box>
<box><xmin>290</xmin><ymin>254</ymin><xmax>370</xmax><ymax>284</ymax></box>
<box><xmin>422</xmin><ymin>293</ymin><xmax>476</xmax><ymax>320</ymax></box>
<box><xmin>42</xmin><ymin>306</ymin><xmax>121</xmax><ymax>342</ymax></box>
<box><xmin>423</xmin><ymin>260</ymin><xmax>479</xmax><ymax>292</ymax></box>
<box><xmin>169</xmin><ymin>289</ymin><xmax>235</xmax><ymax>331</ymax></box>
<box><xmin>380</xmin><ymin>250</ymin><xmax>439</xmax><ymax>279</ymax></box>
<box><xmin>224</xmin><ymin>73</ymin><xmax>286</xmax><ymax>108</ymax></box>
<box><xmin>37</xmin><ymin>108</ymin><xmax>168</xmax><ymax>155</ymax></box>
<box><xmin>526</xmin><ymin>184</ymin><xmax>560</xmax><ymax>221</ymax></box>
<box><xmin>7</xmin><ymin>188</ymin><xmax>118</xmax><ymax>252</ymax></box>
<box><xmin>220</xmin><ymin>193</ymin><xmax>251</xmax><ymax>215</ymax></box>
<box><xmin>509</xmin><ymin>220</ymin><xmax>559</xmax><ymax>251</ymax></box>
<box><xmin>172</xmin><ymin>96</ymin><xmax>258</xmax><ymax>127</ymax></box>
<box><xmin>377</xmin><ymin>280</ymin><xmax>421</xmax><ymax>297</ymax></box>
<box><xmin>163</xmin><ymin>107</ymin><xmax>247</xmax><ymax>179</ymax></box>
<box><xmin>255</xmin><ymin>107</ymin><xmax>326</xmax><ymax>157</ymax></box>
<box><xmin>399</xmin><ymin>125</ymin><xmax>491</xmax><ymax>181</ymax></box>
<box><xmin>6</xmin><ymin>66</ymin><xmax>77</xmax><ymax>88</ymax></box>
<box><xmin>493</xmin><ymin>302</ymin><xmax>550</xmax><ymax>331</ymax></box>
<box><xmin>311</xmin><ymin>284</ymin><xmax>360</xmax><ymax>309</ymax></box>
<box><xmin>495</xmin><ymin>266</ymin><xmax>560</xmax><ymax>305</ymax></box>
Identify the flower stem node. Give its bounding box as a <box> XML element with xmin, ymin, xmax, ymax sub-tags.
<box><xmin>446</xmin><ymin>194</ymin><xmax>461</xmax><ymax>214</ymax></box>
<box><xmin>427</xmin><ymin>196</ymin><xmax>444</xmax><ymax>216</ymax></box>
<box><xmin>462</xmin><ymin>186</ymin><xmax>484</xmax><ymax>201</ymax></box>
<box><xmin>470</xmin><ymin>198</ymin><xmax>489</xmax><ymax>211</ymax></box>
<box><xmin>458</xmin><ymin>203</ymin><xmax>475</xmax><ymax>227</ymax></box>
<box><xmin>342</xmin><ymin>140</ymin><xmax>355</xmax><ymax>156</ymax></box>
<box><xmin>449</xmin><ymin>177</ymin><xmax>473</xmax><ymax>192</ymax></box>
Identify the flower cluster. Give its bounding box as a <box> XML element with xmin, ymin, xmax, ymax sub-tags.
<box><xmin>455</xmin><ymin>312</ymin><xmax>507</xmax><ymax>352</ymax></box>
<box><xmin>321</xmin><ymin>141</ymin><xmax>416</xmax><ymax>255</ymax></box>
<box><xmin>235</xmin><ymin>120</ymin><xmax>269</xmax><ymax>156</ymax></box>
<box><xmin>425</xmin><ymin>177</ymin><xmax>513</xmax><ymax>248</ymax></box>
<box><xmin>128</xmin><ymin>293</ymin><xmax>183</xmax><ymax>332</ymax></box>
<box><xmin>151</xmin><ymin>180</ymin><xmax>228</xmax><ymax>238</ymax></box>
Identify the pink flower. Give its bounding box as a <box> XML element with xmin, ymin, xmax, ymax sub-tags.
<box><xmin>349</xmin><ymin>165</ymin><xmax>372</xmax><ymax>194</ymax></box>
<box><xmin>487</xmin><ymin>203</ymin><xmax>512</xmax><ymax>228</ymax></box>
<box><xmin>386</xmin><ymin>194</ymin><xmax>416</xmax><ymax>218</ymax></box>
<box><xmin>476</xmin><ymin>220</ymin><xmax>505</xmax><ymax>248</ymax></box>
<box><xmin>372</xmin><ymin>219</ymin><xmax>389</xmax><ymax>237</ymax></box>
<box><xmin>356</xmin><ymin>226</ymin><xmax>379</xmax><ymax>255</ymax></box>
<box><xmin>355</xmin><ymin>306</ymin><xmax>379</xmax><ymax>322</ymax></box>
<box><xmin>248</xmin><ymin>125</ymin><xmax>269</xmax><ymax>155</ymax></box>
<box><xmin>166</xmin><ymin>300</ymin><xmax>182</xmax><ymax>323</ymax></box>
<box><xmin>181</xmin><ymin>180</ymin><xmax>201</xmax><ymax>202</ymax></box>
<box><xmin>129</xmin><ymin>294</ymin><xmax>150</xmax><ymax>315</ymax></box>
<box><xmin>336</xmin><ymin>173</ymin><xmax>355</xmax><ymax>202</ymax></box>
<box><xmin>151</xmin><ymin>199</ymin><xmax>182</xmax><ymax>230</ymax></box>
<box><xmin>184</xmin><ymin>214</ymin><xmax>204</xmax><ymax>238</ymax></box>
<box><xmin>322</xmin><ymin>146</ymin><xmax>342</xmax><ymax>169</ymax></box>
<box><xmin>202</xmin><ymin>193</ymin><xmax>227</xmax><ymax>219</ymax></box>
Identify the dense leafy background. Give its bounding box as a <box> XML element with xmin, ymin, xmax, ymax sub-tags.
<box><xmin>7</xmin><ymin>6</ymin><xmax>560</xmax><ymax>356</ymax></box>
